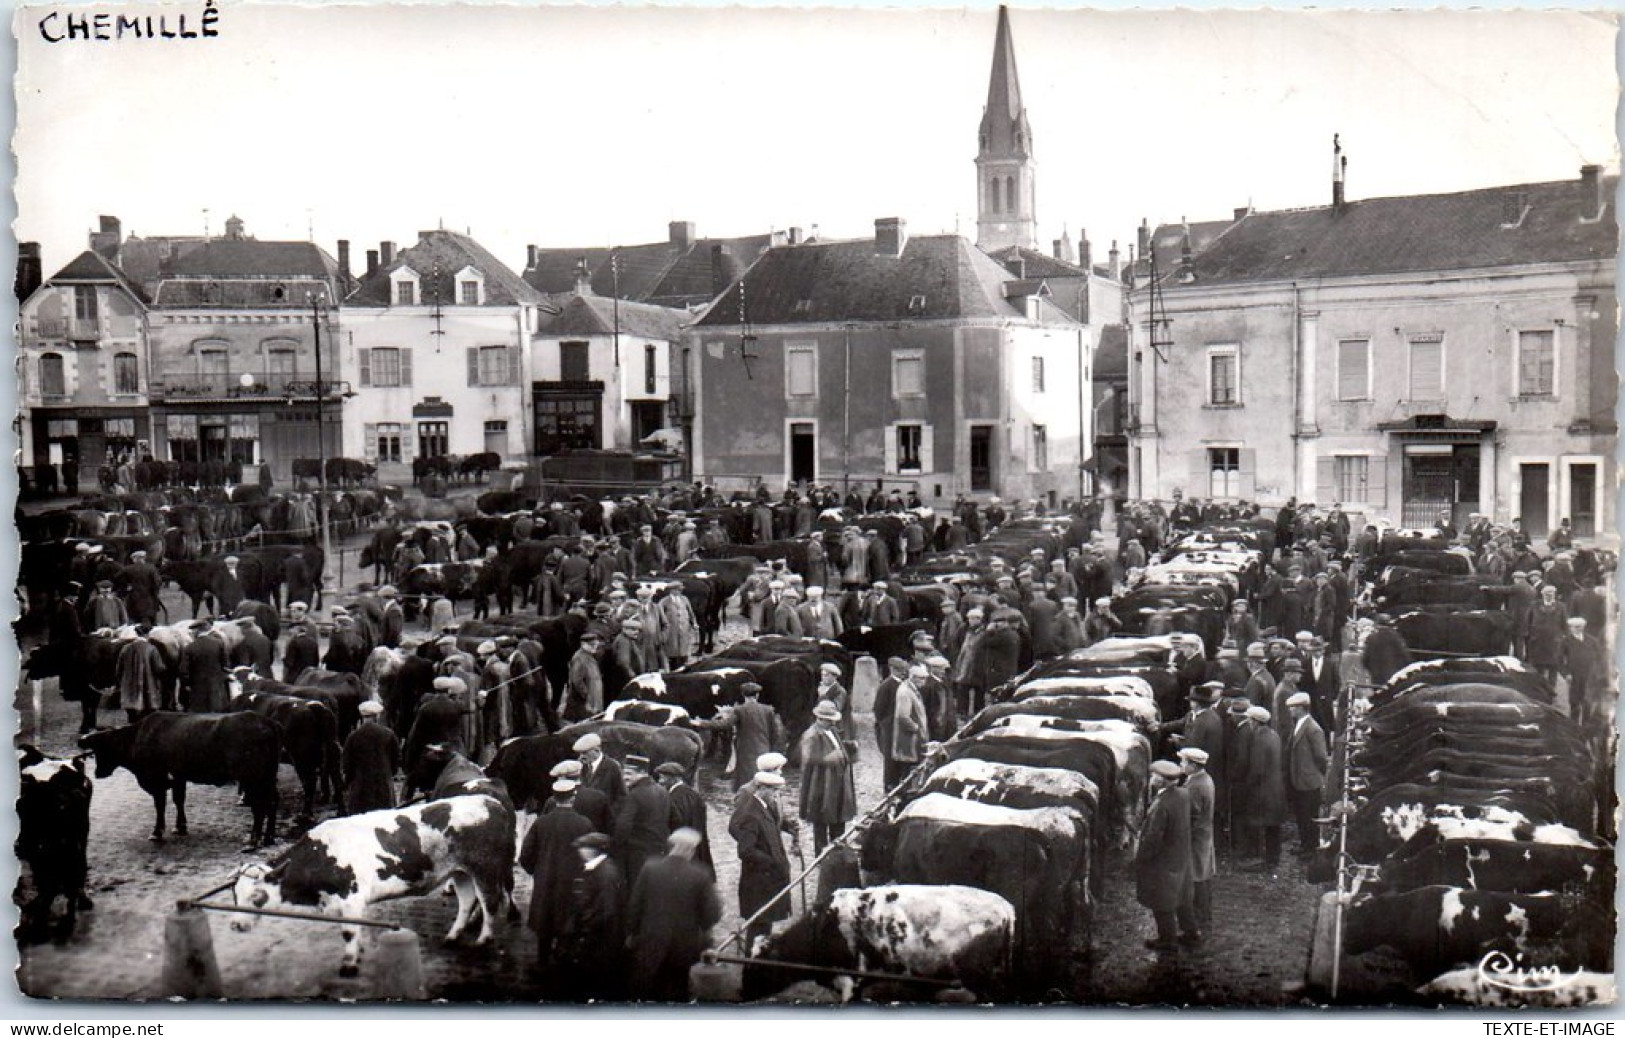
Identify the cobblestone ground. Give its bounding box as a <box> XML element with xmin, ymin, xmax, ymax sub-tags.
<box><xmin>13</xmin><ymin>535</ymin><xmax>1324</xmax><ymax>1006</ymax></box>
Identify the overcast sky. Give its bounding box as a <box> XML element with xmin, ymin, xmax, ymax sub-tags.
<box><xmin>12</xmin><ymin>3</ymin><xmax>1619</xmax><ymax>278</ymax></box>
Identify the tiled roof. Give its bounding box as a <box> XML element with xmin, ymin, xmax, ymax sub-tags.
<box><xmin>153</xmin><ymin>278</ymin><xmax>334</xmax><ymax>308</ymax></box>
<box><xmin>346</xmin><ymin>229</ymin><xmax>541</xmax><ymax>307</ymax></box>
<box><xmin>694</xmin><ymin>233</ymin><xmax>1078</xmax><ymax>328</ymax></box>
<box><xmin>1093</xmin><ymin>323</ymin><xmax>1128</xmax><ymax>379</ymax></box>
<box><xmin>163</xmin><ymin>239</ymin><xmax>338</xmax><ymax>279</ymax></box>
<box><xmin>988</xmin><ymin>244</ymin><xmax>1088</xmax><ymax>280</ymax></box>
<box><xmin>535</xmin><ymin>293</ymin><xmax>689</xmax><ymax>341</ymax></box>
<box><xmin>48</xmin><ymin>250</ymin><xmax>149</xmax><ymax>303</ymax></box>
<box><xmin>523</xmin><ymin>233</ymin><xmax>774</xmax><ymax>309</ymax></box>
<box><xmin>1153</xmin><ymin>173</ymin><xmax>1618</xmax><ymax>287</ymax></box>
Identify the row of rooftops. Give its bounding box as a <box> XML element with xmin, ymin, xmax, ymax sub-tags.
<box><xmin>20</xmin><ymin>163</ymin><xmax>1617</xmax><ymax>337</ymax></box>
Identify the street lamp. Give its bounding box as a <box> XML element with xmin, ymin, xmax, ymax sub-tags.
<box><xmin>308</xmin><ymin>290</ymin><xmax>334</xmax><ymax>606</ymax></box>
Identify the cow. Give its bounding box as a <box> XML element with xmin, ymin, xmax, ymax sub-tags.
<box><xmin>746</xmin><ymin>885</ymin><xmax>1016</xmax><ymax>1002</ymax></box>
<box><xmin>969</xmin><ymin>692</ymin><xmax>1159</xmax><ymax>736</ymax></box>
<box><xmin>872</xmin><ymin>793</ymin><xmax>1093</xmax><ymax>990</ymax></box>
<box><xmin>489</xmin><ymin>721</ymin><xmax>705</xmax><ymax>811</ymax></box>
<box><xmin>970</xmin><ymin>721</ymin><xmax>1149</xmax><ymax>849</ymax></box>
<box><xmin>1418</xmin><ymin>967</ymin><xmax>1617</xmax><ymax>1007</ymax></box>
<box><xmin>681</xmin><ymin>654</ymin><xmax>817</xmax><ymax>761</ymax></box>
<box><xmin>15</xmin><ymin>746</ymin><xmax>94</xmax><ymax>942</ymax></box>
<box><xmin>289</xmin><ymin>667</ymin><xmax>370</xmax><ymax>736</ymax></box>
<box><xmin>837</xmin><ymin>622</ymin><xmax>937</xmax><ymax>668</ymax></box>
<box><xmin>1377</xmin><ymin>827</ymin><xmax>1611</xmax><ymax>896</ymax></box>
<box><xmin>1343</xmin><ymin>886</ymin><xmax>1579</xmax><ymax>980</ymax></box>
<box><xmin>674</xmin><ymin>557</ymin><xmax>755</xmax><ymax>652</ymax></box>
<box><xmin>400</xmin><ymin>561</ymin><xmax>486</xmax><ymax>619</ymax></box>
<box><xmin>228</xmin><ymin>691</ymin><xmax>342</xmax><ymax>822</ymax></box>
<box><xmin>1394</xmin><ymin>610</ymin><xmax>1515</xmax><ymax>658</ymax></box>
<box><xmin>602</xmin><ymin>698</ymin><xmax>697</xmax><ymax>728</ymax></box>
<box><xmin>620</xmin><ymin>669</ymin><xmax>752</xmax><ymax>721</ymax></box>
<box><xmin>230</xmin><ymin>794</ymin><xmax>516</xmax><ymax>977</ymax></box>
<box><xmin>557</xmin><ymin>720</ymin><xmax>705</xmax><ymax>782</ymax></box>
<box><xmin>79</xmin><ymin>712</ymin><xmax>280</xmax><ymax>849</ymax></box>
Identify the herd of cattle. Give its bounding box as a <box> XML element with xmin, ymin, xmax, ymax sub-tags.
<box><xmin>12</xmin><ymin>489</ymin><xmax>1616</xmax><ymax>1004</ymax></box>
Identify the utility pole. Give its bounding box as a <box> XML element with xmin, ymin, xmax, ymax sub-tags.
<box><xmin>309</xmin><ymin>290</ymin><xmax>334</xmax><ymax>606</ymax></box>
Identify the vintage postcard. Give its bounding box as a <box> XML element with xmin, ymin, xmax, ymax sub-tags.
<box><xmin>9</xmin><ymin>1</ymin><xmax>1619</xmax><ymax>1009</ymax></box>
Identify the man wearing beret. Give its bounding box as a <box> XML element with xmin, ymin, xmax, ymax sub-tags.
<box><xmin>1137</xmin><ymin>759</ymin><xmax>1195</xmax><ymax>952</ymax></box>
<box><xmin>1285</xmin><ymin>692</ymin><xmax>1329</xmax><ymax>855</ymax></box>
<box><xmin>1179</xmin><ymin>747</ymin><xmax>1216</xmax><ymax>938</ymax></box>
<box><xmin>520</xmin><ymin>775</ymin><xmax>594</xmax><ymax>993</ymax></box>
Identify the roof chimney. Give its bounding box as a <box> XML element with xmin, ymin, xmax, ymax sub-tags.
<box><xmin>788</xmin><ymin>227</ymin><xmax>803</xmax><ymax>245</ymax></box>
<box><xmin>89</xmin><ymin>215</ymin><xmax>122</xmax><ymax>258</ymax></box>
<box><xmin>1136</xmin><ymin>219</ymin><xmax>1150</xmax><ymax>258</ymax></box>
<box><xmin>710</xmin><ymin>244</ymin><xmax>731</xmax><ymax>297</ymax></box>
<box><xmin>574</xmin><ymin>257</ymin><xmax>593</xmax><ymax>296</ymax></box>
<box><xmin>1108</xmin><ymin>240</ymin><xmax>1122</xmax><ymax>283</ymax></box>
<box><xmin>1079</xmin><ymin>230</ymin><xmax>1092</xmax><ymax>270</ymax></box>
<box><xmin>669</xmin><ymin>221</ymin><xmax>696</xmax><ymax>252</ymax></box>
<box><xmin>1332</xmin><ymin>134</ymin><xmax>1346</xmax><ymax>208</ymax></box>
<box><xmin>380</xmin><ymin>241</ymin><xmax>396</xmax><ymax>268</ymax></box>
<box><xmin>526</xmin><ymin>244</ymin><xmax>538</xmax><ymax>270</ymax></box>
<box><xmin>1233</xmin><ymin>206</ymin><xmax>1251</xmax><ymax>222</ymax></box>
<box><xmin>16</xmin><ymin>242</ymin><xmax>42</xmax><ymax>302</ymax></box>
<box><xmin>875</xmin><ymin>217</ymin><xmax>907</xmax><ymax>258</ymax></box>
<box><xmin>1178</xmin><ymin>224</ymin><xmax>1196</xmax><ymax>283</ymax></box>
<box><xmin>1579</xmin><ymin>164</ymin><xmax>1605</xmax><ymax>221</ymax></box>
<box><xmin>366</xmin><ymin>249</ymin><xmax>379</xmax><ymax>278</ymax></box>
<box><xmin>225</xmin><ymin>214</ymin><xmax>246</xmax><ymax>241</ymax></box>
<box><xmin>1052</xmin><ymin>238</ymin><xmax>1064</xmax><ymax>261</ymax></box>
<box><xmin>770</xmin><ymin>229</ymin><xmax>789</xmax><ymax>248</ymax></box>
<box><xmin>336</xmin><ymin>240</ymin><xmax>352</xmax><ymax>292</ymax></box>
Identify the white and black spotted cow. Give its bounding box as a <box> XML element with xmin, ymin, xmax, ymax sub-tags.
<box><xmin>231</xmin><ymin>793</ymin><xmax>515</xmax><ymax>976</ymax></box>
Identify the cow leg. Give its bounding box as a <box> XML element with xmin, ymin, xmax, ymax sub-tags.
<box><xmin>330</xmin><ymin>896</ymin><xmax>367</xmax><ymax>978</ymax></box>
<box><xmin>148</xmin><ymin>786</ymin><xmax>169</xmax><ymax>843</ymax></box>
<box><xmin>296</xmin><ymin>762</ymin><xmax>318</xmax><ymax>822</ymax></box>
<box><xmin>469</xmin><ymin>867</ymin><xmax>506</xmax><ymax>943</ymax></box>
<box><xmin>445</xmin><ymin>872</ymin><xmax>477</xmax><ymax>942</ymax></box>
<box><xmin>172</xmin><ymin>781</ymin><xmax>189</xmax><ymax>837</ymax></box>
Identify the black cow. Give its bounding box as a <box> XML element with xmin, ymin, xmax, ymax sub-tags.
<box><xmin>16</xmin><ymin>746</ymin><xmax>94</xmax><ymax>941</ymax></box>
<box><xmin>228</xmin><ymin>691</ymin><xmax>341</xmax><ymax>821</ymax></box>
<box><xmin>838</xmin><ymin>621</ymin><xmax>936</xmax><ymax>668</ymax></box>
<box><xmin>400</xmin><ymin>561</ymin><xmax>486</xmax><ymax>618</ymax></box>
<box><xmin>1393</xmin><ymin>610</ymin><xmax>1514</xmax><ymax>658</ymax></box>
<box><xmin>1344</xmin><ymin>886</ymin><xmax>1580</xmax><ymax>979</ymax></box>
<box><xmin>681</xmin><ymin>654</ymin><xmax>817</xmax><ymax>761</ymax></box>
<box><xmin>1378</xmin><ymin>829</ymin><xmax>1612</xmax><ymax>897</ymax></box>
<box><xmin>288</xmin><ymin>668</ymin><xmax>369</xmax><ymax>736</ymax></box>
<box><xmin>79</xmin><ymin>712</ymin><xmax>280</xmax><ymax>848</ymax></box>
<box><xmin>674</xmin><ymin>557</ymin><xmax>755</xmax><ymax>653</ymax></box>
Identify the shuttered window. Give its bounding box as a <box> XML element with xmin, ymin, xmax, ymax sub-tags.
<box><xmin>1335</xmin><ymin>455</ymin><xmax>1368</xmax><ymax>502</ymax></box>
<box><xmin>470</xmin><ymin>346</ymin><xmax>516</xmax><ymax>386</ymax></box>
<box><xmin>786</xmin><ymin>344</ymin><xmax>817</xmax><ymax>398</ymax></box>
<box><xmin>892</xmin><ymin>350</ymin><xmax>924</xmax><ymax>398</ymax></box>
<box><xmin>396</xmin><ymin>282</ymin><xmax>416</xmax><ymax>306</ymax></box>
<box><xmin>1337</xmin><ymin>339</ymin><xmax>1370</xmax><ymax>400</ymax></box>
<box><xmin>560</xmin><ymin>341</ymin><xmax>590</xmax><ymax>381</ymax></box>
<box><xmin>1517</xmin><ymin>330</ymin><xmax>1555</xmax><ymax>396</ymax></box>
<box><xmin>1408</xmin><ymin>337</ymin><xmax>1443</xmax><ymax>399</ymax></box>
<box><xmin>39</xmin><ymin>353</ymin><xmax>64</xmax><ymax>397</ymax></box>
<box><xmin>112</xmin><ymin>352</ymin><xmax>139</xmax><ymax>395</ymax></box>
<box><xmin>886</xmin><ymin>423</ymin><xmax>934</xmax><ymax>474</ymax></box>
<box><xmin>1033</xmin><ymin>425</ymin><xmax>1049</xmax><ymax>471</ymax></box>
<box><xmin>1208</xmin><ymin>446</ymin><xmax>1240</xmax><ymax>499</ymax></box>
<box><xmin>1207</xmin><ymin>346</ymin><xmax>1239</xmax><ymax>405</ymax></box>
<box><xmin>1032</xmin><ymin>356</ymin><xmax>1046</xmax><ymax>393</ymax></box>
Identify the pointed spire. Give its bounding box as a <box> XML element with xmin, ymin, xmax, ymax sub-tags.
<box><xmin>978</xmin><ymin>5</ymin><xmax>1031</xmax><ymax>160</ymax></box>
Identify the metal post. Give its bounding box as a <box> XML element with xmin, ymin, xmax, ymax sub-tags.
<box><xmin>311</xmin><ymin>292</ymin><xmax>334</xmax><ymax>604</ymax></box>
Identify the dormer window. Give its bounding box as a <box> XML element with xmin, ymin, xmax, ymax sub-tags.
<box><xmin>454</xmin><ymin>265</ymin><xmax>486</xmax><ymax>307</ymax></box>
<box><xmin>792</xmin><ymin>299</ymin><xmax>812</xmax><ymax>316</ymax></box>
<box><xmin>390</xmin><ymin>265</ymin><xmax>421</xmax><ymax>307</ymax></box>
<box><xmin>908</xmin><ymin>294</ymin><xmax>927</xmax><ymax>312</ymax></box>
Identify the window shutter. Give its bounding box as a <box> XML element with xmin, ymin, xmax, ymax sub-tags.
<box><xmin>919</xmin><ymin>424</ymin><xmax>935</xmax><ymax>473</ymax></box>
<box><xmin>401</xmin><ymin>424</ymin><xmax>416</xmax><ymax>461</ymax></box>
<box><xmin>1338</xmin><ymin>341</ymin><xmax>1368</xmax><ymax>399</ymax></box>
<box><xmin>1238</xmin><ymin>448</ymin><xmax>1257</xmax><ymax>500</ymax></box>
<box><xmin>100</xmin><ymin>351</ymin><xmax>113</xmax><ymax>397</ymax></box>
<box><xmin>1189</xmin><ymin>449</ymin><xmax>1209</xmax><ymax>500</ymax></box>
<box><xmin>363</xmin><ymin>424</ymin><xmax>378</xmax><ymax>461</ymax></box>
<box><xmin>1367</xmin><ymin>454</ymin><xmax>1388</xmax><ymax>508</ymax></box>
<box><xmin>467</xmin><ymin>347</ymin><xmax>479</xmax><ymax>386</ymax></box>
<box><xmin>358</xmin><ymin>349</ymin><xmax>371</xmax><ymax>387</ymax></box>
<box><xmin>1315</xmin><ymin>456</ymin><xmax>1336</xmax><ymax>503</ymax></box>
<box><xmin>508</xmin><ymin>345</ymin><xmax>522</xmax><ymax>386</ymax></box>
<box><xmin>400</xmin><ymin>349</ymin><xmax>413</xmax><ymax>387</ymax></box>
<box><xmin>1410</xmin><ymin>340</ymin><xmax>1442</xmax><ymax>398</ymax></box>
<box><xmin>884</xmin><ymin>426</ymin><xmax>898</xmax><ymax>475</ymax></box>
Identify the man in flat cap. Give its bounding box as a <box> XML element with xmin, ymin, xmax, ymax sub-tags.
<box><xmin>1243</xmin><ymin>641</ymin><xmax>1276</xmax><ymax>710</ymax></box>
<box><xmin>563</xmin><ymin>630</ymin><xmax>605</xmax><ymax>724</ymax></box>
<box><xmin>231</xmin><ymin>616</ymin><xmax>275</xmax><ymax>678</ymax></box>
<box><xmin>86</xmin><ymin>580</ymin><xmax>128</xmax><ymax>632</ymax></box>
<box><xmin>180</xmin><ymin>621</ymin><xmax>231</xmax><ymax>713</ymax></box>
<box><xmin>121</xmin><ymin>549</ymin><xmax>162</xmax><ymax>626</ymax></box>
<box><xmin>1137</xmin><ymin>759</ymin><xmax>1195</xmax><ymax>953</ymax></box>
<box><xmin>403</xmin><ymin>677</ymin><xmax>469</xmax><ymax>783</ymax></box>
<box><xmin>626</xmin><ymin>828</ymin><xmax>720</xmax><ymax>1002</ymax></box>
<box><xmin>1285</xmin><ymin>691</ymin><xmax>1328</xmax><ymax>855</ymax></box>
<box><xmin>556</xmin><ymin>832</ymin><xmax>626</xmax><ymax>1001</ymax></box>
<box><xmin>546</xmin><ymin>759</ymin><xmax>613</xmax><ymax>833</ymax></box>
<box><xmin>1561</xmin><ymin>616</ymin><xmax>1608</xmax><ymax>728</ymax></box>
<box><xmin>614</xmin><ymin>755</ymin><xmax>671</xmax><ymax>886</ymax></box>
<box><xmin>342</xmin><ymin>700</ymin><xmax>399</xmax><ymax>815</ymax></box>
<box><xmin>729</xmin><ymin>770</ymin><xmax>792</xmax><ymax>949</ymax></box>
<box><xmin>323</xmin><ymin>612</ymin><xmax>369</xmax><ymax>676</ymax></box>
<box><xmin>576</xmin><ymin>733</ymin><xmax>626</xmax><ymax>816</ymax></box>
<box><xmin>1239</xmin><ymin>706</ymin><xmax>1286</xmax><ymax>872</ymax></box>
<box><xmin>281</xmin><ymin>620</ymin><xmax>320</xmax><ymax>684</ymax></box>
<box><xmin>657</xmin><ymin>762</ymin><xmax>711</xmax><ymax>877</ymax></box>
<box><xmin>1179</xmin><ymin>747</ymin><xmax>1216</xmax><ymax>938</ymax></box>
<box><xmin>519</xmin><ymin>774</ymin><xmax>593</xmax><ymax>992</ymax></box>
<box><xmin>724</xmin><ymin>683</ymin><xmax>785</xmax><ymax>792</ymax></box>
<box><xmin>799</xmin><ymin>699</ymin><xmax>857</xmax><ymax>852</ymax></box>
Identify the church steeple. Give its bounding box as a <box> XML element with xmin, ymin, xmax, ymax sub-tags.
<box><xmin>976</xmin><ymin>5</ymin><xmax>1037</xmax><ymax>252</ymax></box>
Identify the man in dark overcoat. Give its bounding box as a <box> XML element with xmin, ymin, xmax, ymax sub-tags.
<box><xmin>181</xmin><ymin>628</ymin><xmax>231</xmax><ymax>712</ymax></box>
<box><xmin>658</xmin><ymin>763</ymin><xmax>712</xmax><ymax>877</ymax></box>
<box><xmin>119</xmin><ymin>550</ymin><xmax>163</xmax><ymax>626</ymax></box>
<box><xmin>1136</xmin><ymin>759</ymin><xmax>1194</xmax><ymax>952</ymax></box>
<box><xmin>555</xmin><ymin>832</ymin><xmax>626</xmax><ymax>1002</ymax></box>
<box><xmin>518</xmin><ymin>776</ymin><xmax>593</xmax><ymax>989</ymax></box>
<box><xmin>613</xmin><ymin>756</ymin><xmax>671</xmax><ymax>887</ymax></box>
<box><xmin>625</xmin><ymin>828</ymin><xmax>720</xmax><ymax>1001</ymax></box>
<box><xmin>725</xmin><ymin>683</ymin><xmax>784</xmax><ymax>792</ymax></box>
<box><xmin>729</xmin><ymin>770</ymin><xmax>791</xmax><ymax>949</ymax></box>
<box><xmin>798</xmin><ymin>700</ymin><xmax>857</xmax><ymax>851</ymax></box>
<box><xmin>341</xmin><ymin>700</ymin><xmax>399</xmax><ymax>814</ymax></box>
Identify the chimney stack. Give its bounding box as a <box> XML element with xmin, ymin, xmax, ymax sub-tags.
<box><xmin>1579</xmin><ymin>164</ymin><xmax>1604</xmax><ymax>220</ymax></box>
<box><xmin>1233</xmin><ymin>206</ymin><xmax>1251</xmax><ymax>222</ymax></box>
<box><xmin>336</xmin><ymin>240</ymin><xmax>352</xmax><ymax>293</ymax></box>
<box><xmin>1079</xmin><ymin>230</ymin><xmax>1092</xmax><ymax>270</ymax></box>
<box><xmin>669</xmin><ymin>221</ymin><xmax>696</xmax><ymax>252</ymax></box>
<box><xmin>366</xmin><ymin>249</ymin><xmax>379</xmax><ymax>277</ymax></box>
<box><xmin>874</xmin><ymin>217</ymin><xmax>907</xmax><ymax>258</ymax></box>
<box><xmin>380</xmin><ymin>241</ymin><xmax>396</xmax><ymax>268</ymax></box>
<box><xmin>573</xmin><ymin>257</ymin><xmax>593</xmax><ymax>296</ymax></box>
<box><xmin>1332</xmin><ymin>134</ymin><xmax>1346</xmax><ymax>208</ymax></box>
<box><xmin>1178</xmin><ymin>222</ymin><xmax>1195</xmax><ymax>283</ymax></box>
<box><xmin>89</xmin><ymin>215</ymin><xmax>122</xmax><ymax>257</ymax></box>
<box><xmin>770</xmin><ymin>230</ymin><xmax>789</xmax><ymax>248</ymax></box>
<box><xmin>710</xmin><ymin>243</ymin><xmax>730</xmax><ymax>297</ymax></box>
<box><xmin>1136</xmin><ymin>219</ymin><xmax>1150</xmax><ymax>258</ymax></box>
<box><xmin>1108</xmin><ymin>240</ymin><xmax>1122</xmax><ymax>282</ymax></box>
<box><xmin>15</xmin><ymin>242</ymin><xmax>42</xmax><ymax>302</ymax></box>
<box><xmin>788</xmin><ymin>227</ymin><xmax>803</xmax><ymax>245</ymax></box>
<box><xmin>526</xmin><ymin>245</ymin><xmax>538</xmax><ymax>270</ymax></box>
<box><xmin>1052</xmin><ymin>238</ymin><xmax>1065</xmax><ymax>261</ymax></box>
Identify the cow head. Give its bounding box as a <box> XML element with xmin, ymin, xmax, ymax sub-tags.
<box><xmin>77</xmin><ymin>726</ymin><xmax>136</xmax><ymax>780</ymax></box>
<box><xmin>230</xmin><ymin>861</ymin><xmax>288</xmax><ymax>932</ymax></box>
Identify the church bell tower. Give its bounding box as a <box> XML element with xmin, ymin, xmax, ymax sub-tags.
<box><xmin>976</xmin><ymin>5</ymin><xmax>1037</xmax><ymax>252</ymax></box>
